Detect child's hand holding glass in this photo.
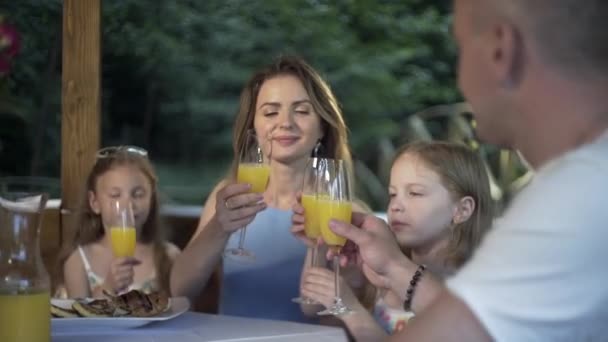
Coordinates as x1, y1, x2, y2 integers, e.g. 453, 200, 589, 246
301, 266, 360, 312
104, 200, 141, 294
290, 193, 319, 248
102, 257, 142, 294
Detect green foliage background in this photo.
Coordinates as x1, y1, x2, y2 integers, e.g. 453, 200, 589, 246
0, 0, 459, 210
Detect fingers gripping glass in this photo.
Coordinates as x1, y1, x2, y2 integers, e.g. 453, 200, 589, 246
224, 130, 270, 262
316, 159, 354, 316
292, 157, 325, 305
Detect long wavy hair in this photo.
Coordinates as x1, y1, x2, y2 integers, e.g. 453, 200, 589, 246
229, 55, 353, 179
54, 150, 172, 295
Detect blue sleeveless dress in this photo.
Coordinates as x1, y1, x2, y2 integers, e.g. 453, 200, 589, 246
220, 207, 312, 323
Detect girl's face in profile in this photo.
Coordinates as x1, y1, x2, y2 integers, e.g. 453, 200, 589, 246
253, 74, 324, 165
89, 165, 153, 234
387, 153, 459, 250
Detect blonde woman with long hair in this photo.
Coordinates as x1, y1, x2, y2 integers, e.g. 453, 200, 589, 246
171, 56, 358, 322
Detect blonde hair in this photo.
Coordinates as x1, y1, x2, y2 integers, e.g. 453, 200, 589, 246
229, 55, 353, 178
55, 150, 172, 295
392, 141, 494, 268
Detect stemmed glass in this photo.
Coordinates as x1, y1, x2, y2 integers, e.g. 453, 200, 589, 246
292, 157, 324, 304
224, 130, 270, 261
109, 200, 136, 258
316, 158, 353, 316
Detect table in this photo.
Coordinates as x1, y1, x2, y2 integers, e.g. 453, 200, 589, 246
52, 312, 348, 342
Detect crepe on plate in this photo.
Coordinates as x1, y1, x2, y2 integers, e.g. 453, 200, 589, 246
51, 290, 170, 318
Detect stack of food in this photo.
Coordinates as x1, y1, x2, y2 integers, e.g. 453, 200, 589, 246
51, 290, 170, 318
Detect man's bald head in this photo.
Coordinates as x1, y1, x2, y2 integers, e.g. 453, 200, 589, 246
470, 0, 608, 78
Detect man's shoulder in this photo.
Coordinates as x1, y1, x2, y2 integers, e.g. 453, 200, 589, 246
528, 131, 608, 192
501, 137, 608, 229
561, 130, 608, 170
445, 133, 608, 342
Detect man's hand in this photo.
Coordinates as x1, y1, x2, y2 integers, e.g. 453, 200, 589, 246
327, 212, 406, 289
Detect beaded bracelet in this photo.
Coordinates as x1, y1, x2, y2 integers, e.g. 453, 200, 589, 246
403, 264, 426, 312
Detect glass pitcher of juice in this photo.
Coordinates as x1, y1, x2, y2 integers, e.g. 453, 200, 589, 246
0, 180, 50, 342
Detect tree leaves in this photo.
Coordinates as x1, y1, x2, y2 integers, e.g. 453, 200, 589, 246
1, 0, 459, 207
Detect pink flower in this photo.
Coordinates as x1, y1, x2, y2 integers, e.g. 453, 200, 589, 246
0, 18, 20, 77
0, 20, 21, 60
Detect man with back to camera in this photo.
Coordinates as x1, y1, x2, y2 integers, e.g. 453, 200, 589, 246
327, 0, 608, 340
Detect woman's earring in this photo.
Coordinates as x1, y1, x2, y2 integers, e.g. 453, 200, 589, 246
313, 140, 322, 157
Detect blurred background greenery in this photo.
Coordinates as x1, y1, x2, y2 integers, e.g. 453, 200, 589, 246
0, 0, 527, 211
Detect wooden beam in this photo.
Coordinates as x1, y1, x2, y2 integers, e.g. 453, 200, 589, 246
41, 206, 61, 288
61, 0, 101, 243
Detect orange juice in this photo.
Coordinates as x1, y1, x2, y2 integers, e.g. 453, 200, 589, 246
238, 163, 270, 193
110, 227, 136, 257
301, 194, 320, 239
318, 199, 352, 246
0, 291, 50, 342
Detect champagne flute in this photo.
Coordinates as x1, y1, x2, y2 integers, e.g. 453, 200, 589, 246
109, 200, 136, 258
292, 157, 324, 304
317, 159, 353, 316
224, 130, 270, 261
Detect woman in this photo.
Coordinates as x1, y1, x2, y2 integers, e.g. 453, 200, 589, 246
171, 55, 354, 322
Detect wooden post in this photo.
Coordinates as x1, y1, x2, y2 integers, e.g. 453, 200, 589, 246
61, 0, 101, 243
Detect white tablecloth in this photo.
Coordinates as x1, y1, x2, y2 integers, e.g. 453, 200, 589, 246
52, 312, 347, 342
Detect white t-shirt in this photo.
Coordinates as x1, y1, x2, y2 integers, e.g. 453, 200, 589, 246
447, 131, 608, 342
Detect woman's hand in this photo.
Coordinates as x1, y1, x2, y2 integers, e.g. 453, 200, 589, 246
102, 257, 141, 294
301, 266, 361, 311
214, 183, 266, 235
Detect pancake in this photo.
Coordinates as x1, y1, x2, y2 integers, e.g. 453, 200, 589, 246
50, 303, 80, 318
71, 299, 125, 317
105, 289, 171, 317
52, 290, 170, 318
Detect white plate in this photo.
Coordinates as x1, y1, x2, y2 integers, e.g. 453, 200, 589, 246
51, 297, 190, 330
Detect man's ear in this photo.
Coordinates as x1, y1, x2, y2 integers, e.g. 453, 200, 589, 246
488, 21, 524, 89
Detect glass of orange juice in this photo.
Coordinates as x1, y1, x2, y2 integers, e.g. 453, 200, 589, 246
316, 158, 354, 316
109, 200, 136, 257
292, 157, 325, 305
224, 130, 270, 261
